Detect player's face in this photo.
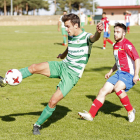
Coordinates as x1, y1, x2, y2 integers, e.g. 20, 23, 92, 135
63, 12, 67, 15
65, 20, 78, 36
114, 26, 125, 42
102, 14, 106, 18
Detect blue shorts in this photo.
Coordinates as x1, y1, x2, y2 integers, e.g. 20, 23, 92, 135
126, 22, 130, 27
107, 70, 135, 92
103, 32, 110, 38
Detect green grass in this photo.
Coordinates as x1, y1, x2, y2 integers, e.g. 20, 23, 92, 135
0, 25, 140, 140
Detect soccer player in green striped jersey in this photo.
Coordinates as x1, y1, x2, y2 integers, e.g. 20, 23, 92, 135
0, 14, 103, 135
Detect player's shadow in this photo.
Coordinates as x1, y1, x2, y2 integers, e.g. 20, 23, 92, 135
86, 95, 128, 120
84, 66, 112, 72
41, 103, 71, 128
0, 103, 71, 128
92, 46, 103, 49
54, 43, 63, 46
84, 66, 112, 76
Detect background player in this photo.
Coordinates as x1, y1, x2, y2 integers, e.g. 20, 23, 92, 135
78, 23, 140, 122
0, 14, 103, 135
79, 12, 86, 31
101, 12, 114, 49
125, 10, 131, 34
58, 10, 68, 47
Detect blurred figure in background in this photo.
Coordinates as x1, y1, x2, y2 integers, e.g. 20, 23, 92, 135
58, 11, 68, 47
101, 12, 114, 49
125, 11, 131, 34
80, 12, 86, 31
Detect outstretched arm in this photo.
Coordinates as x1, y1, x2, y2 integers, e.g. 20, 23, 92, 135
105, 63, 117, 79
108, 24, 111, 34
58, 20, 61, 32
133, 58, 140, 84
57, 47, 68, 59
90, 22, 103, 43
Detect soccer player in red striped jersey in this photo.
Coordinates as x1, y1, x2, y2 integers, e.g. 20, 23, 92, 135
101, 12, 114, 49
125, 11, 131, 34
78, 23, 140, 122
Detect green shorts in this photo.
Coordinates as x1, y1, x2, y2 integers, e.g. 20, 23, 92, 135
48, 61, 79, 97
61, 27, 68, 35
81, 22, 85, 27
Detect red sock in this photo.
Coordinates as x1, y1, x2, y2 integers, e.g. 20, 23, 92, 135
103, 40, 106, 47
120, 96, 133, 112
116, 90, 122, 96
127, 27, 130, 33
89, 99, 103, 117
106, 39, 113, 44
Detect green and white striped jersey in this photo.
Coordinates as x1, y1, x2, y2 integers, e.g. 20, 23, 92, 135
63, 31, 93, 78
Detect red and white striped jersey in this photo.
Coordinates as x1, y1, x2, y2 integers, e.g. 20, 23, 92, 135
125, 14, 131, 23
101, 17, 109, 32
113, 38, 139, 75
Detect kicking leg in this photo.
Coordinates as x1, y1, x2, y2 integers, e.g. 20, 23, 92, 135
78, 82, 114, 120
20, 62, 51, 79
0, 62, 50, 87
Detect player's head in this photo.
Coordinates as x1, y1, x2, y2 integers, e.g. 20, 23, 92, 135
63, 10, 67, 15
62, 13, 80, 36
114, 23, 126, 42
102, 12, 106, 18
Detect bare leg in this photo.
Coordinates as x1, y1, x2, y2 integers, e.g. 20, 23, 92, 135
96, 82, 114, 104
28, 62, 50, 77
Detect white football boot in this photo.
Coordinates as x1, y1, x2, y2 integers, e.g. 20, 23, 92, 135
128, 108, 136, 122
78, 110, 93, 121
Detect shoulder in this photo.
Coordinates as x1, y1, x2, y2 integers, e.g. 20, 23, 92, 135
123, 38, 134, 49
105, 17, 109, 20
124, 38, 133, 45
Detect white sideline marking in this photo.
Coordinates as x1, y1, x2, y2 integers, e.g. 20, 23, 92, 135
14, 30, 59, 34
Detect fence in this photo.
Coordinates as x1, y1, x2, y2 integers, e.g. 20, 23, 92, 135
0, 15, 60, 26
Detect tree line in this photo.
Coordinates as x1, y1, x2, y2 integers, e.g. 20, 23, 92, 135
0, 0, 97, 16
0, 0, 49, 15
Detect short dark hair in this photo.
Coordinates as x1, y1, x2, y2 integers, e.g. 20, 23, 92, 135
62, 13, 80, 27
114, 22, 126, 32
102, 12, 106, 15
63, 10, 67, 13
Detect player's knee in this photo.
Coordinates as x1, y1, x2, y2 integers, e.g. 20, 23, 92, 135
29, 64, 37, 73
98, 88, 107, 97
114, 86, 120, 93
48, 99, 58, 108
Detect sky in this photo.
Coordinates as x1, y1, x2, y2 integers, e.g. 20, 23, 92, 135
38, 0, 140, 15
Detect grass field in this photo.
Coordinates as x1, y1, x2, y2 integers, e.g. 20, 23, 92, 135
0, 25, 140, 140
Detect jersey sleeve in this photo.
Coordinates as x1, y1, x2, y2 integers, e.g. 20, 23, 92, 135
106, 18, 109, 24
59, 16, 62, 22
87, 33, 94, 44
124, 43, 140, 60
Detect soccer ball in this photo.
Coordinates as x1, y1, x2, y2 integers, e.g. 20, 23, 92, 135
5, 69, 22, 86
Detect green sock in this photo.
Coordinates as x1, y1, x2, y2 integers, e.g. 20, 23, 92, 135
35, 104, 56, 125
63, 36, 67, 44
19, 67, 32, 79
